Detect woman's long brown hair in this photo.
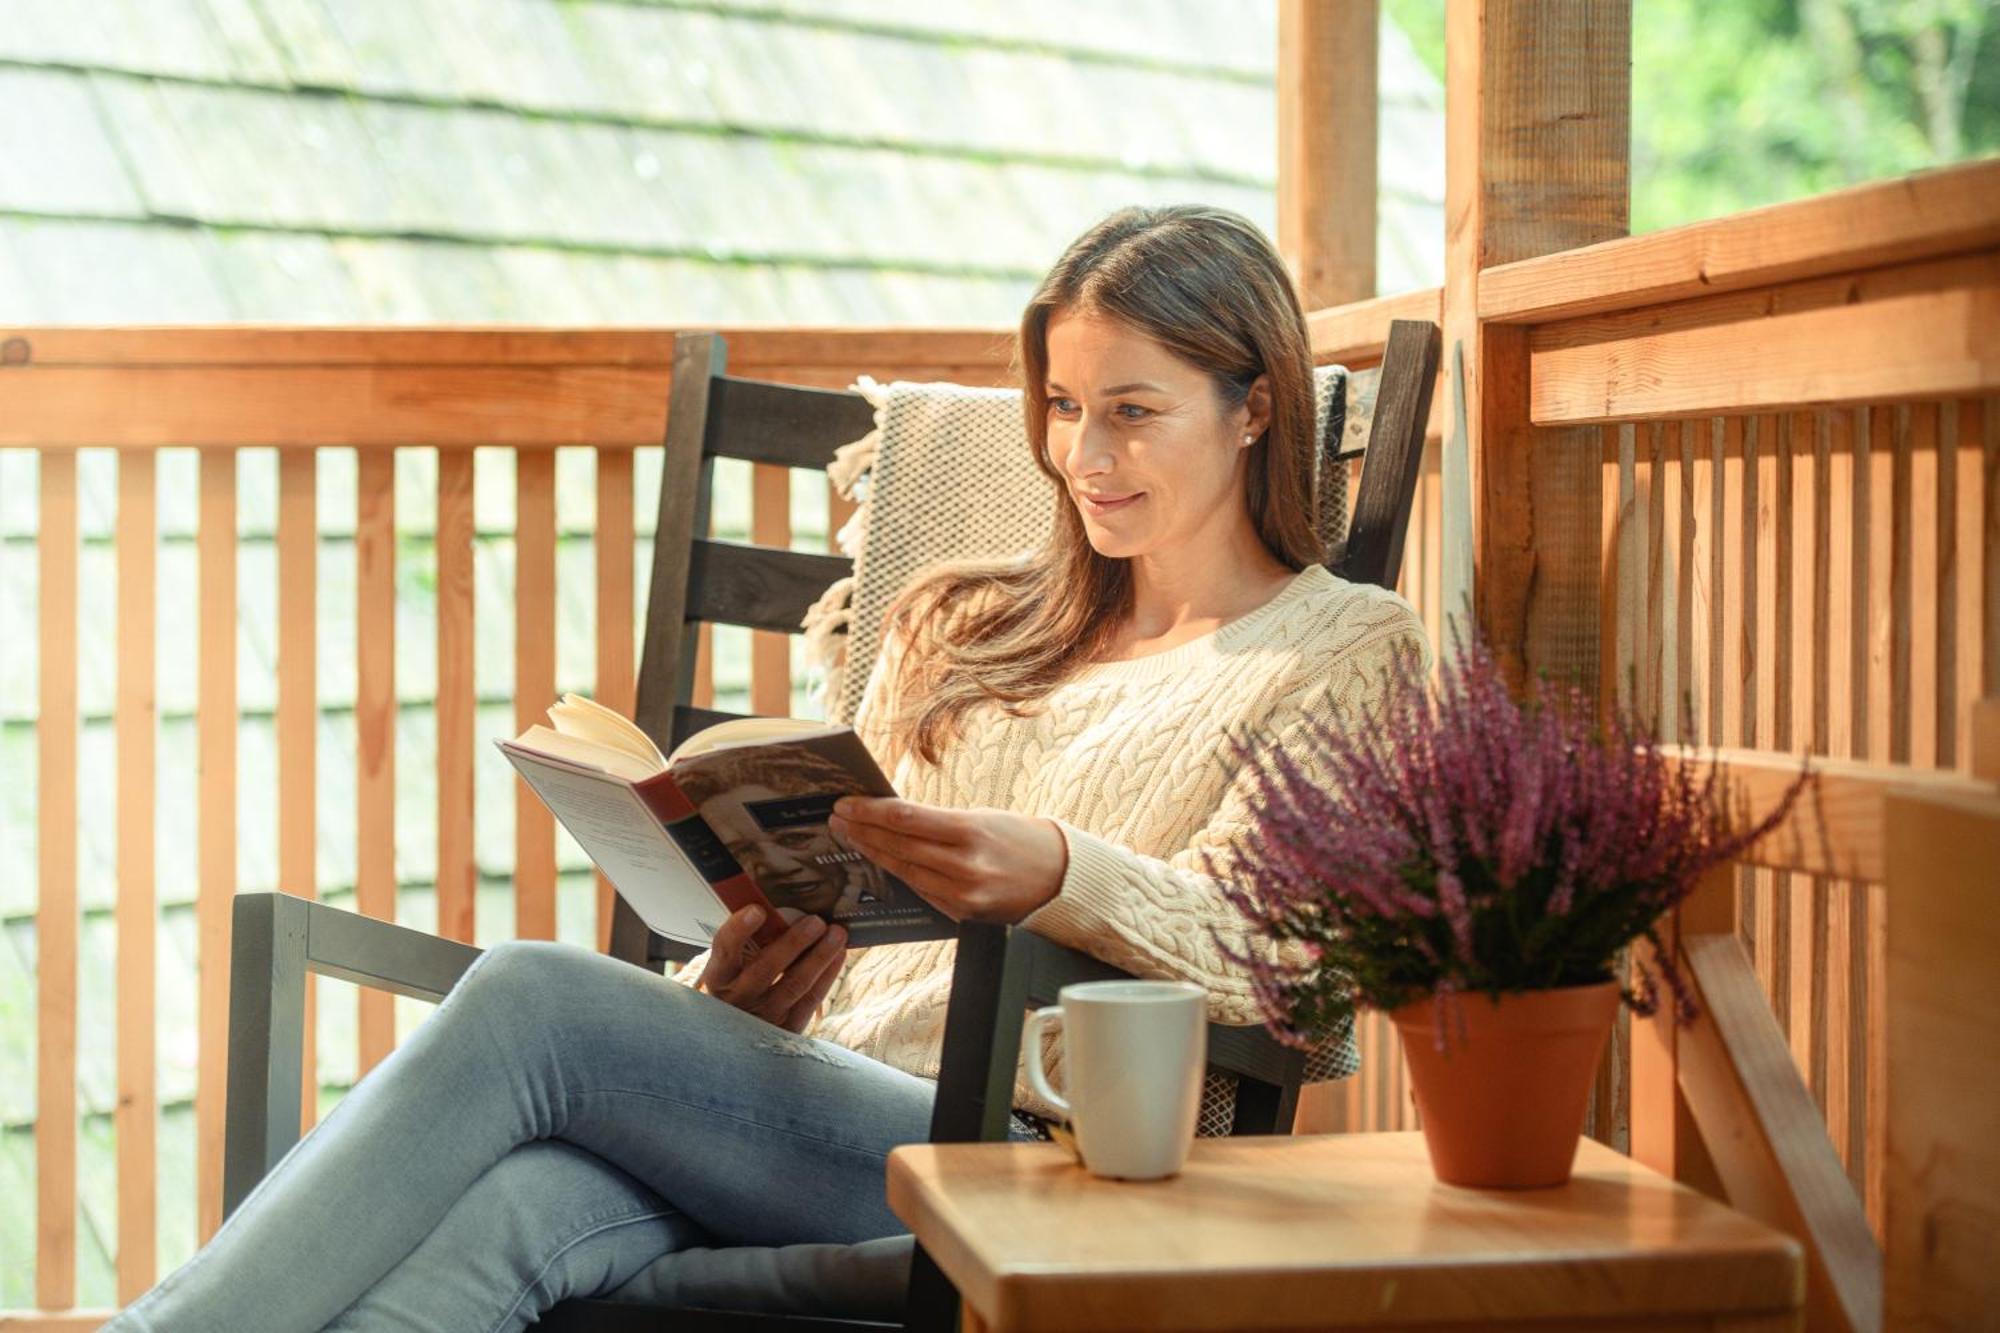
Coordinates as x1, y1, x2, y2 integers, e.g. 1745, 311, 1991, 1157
879, 203, 1324, 768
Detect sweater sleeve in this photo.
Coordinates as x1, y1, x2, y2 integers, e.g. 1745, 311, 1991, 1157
1021, 610, 1430, 1027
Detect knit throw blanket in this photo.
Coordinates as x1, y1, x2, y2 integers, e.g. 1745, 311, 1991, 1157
798, 368, 1360, 1115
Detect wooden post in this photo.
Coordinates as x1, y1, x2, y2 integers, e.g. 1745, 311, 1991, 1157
1277, 0, 1379, 310
1281, 0, 1379, 1136
1442, 0, 1631, 684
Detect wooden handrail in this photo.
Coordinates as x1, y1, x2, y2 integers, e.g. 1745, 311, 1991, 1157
1678, 932, 1883, 1333
1665, 746, 1995, 883
1478, 156, 2000, 324
1305, 287, 1443, 367
0, 326, 1018, 448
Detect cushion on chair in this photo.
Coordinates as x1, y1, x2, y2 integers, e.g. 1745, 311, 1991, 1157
602, 1233, 913, 1321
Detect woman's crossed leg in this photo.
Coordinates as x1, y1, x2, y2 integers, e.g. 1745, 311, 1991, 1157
107, 939, 939, 1332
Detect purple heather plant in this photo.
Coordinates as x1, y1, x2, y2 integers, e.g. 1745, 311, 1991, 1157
1211, 632, 1810, 1050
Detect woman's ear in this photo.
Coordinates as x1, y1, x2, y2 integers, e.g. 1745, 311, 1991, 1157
1239, 373, 1273, 447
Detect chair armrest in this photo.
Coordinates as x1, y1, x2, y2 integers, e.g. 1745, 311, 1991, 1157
927, 925, 1306, 1146
223, 892, 481, 1218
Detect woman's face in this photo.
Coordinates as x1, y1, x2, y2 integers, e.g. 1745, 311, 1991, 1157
1043, 308, 1268, 562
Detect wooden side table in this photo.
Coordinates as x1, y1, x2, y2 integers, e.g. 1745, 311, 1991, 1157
887, 1132, 1803, 1332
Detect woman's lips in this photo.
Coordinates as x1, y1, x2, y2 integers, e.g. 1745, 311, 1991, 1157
1078, 491, 1144, 514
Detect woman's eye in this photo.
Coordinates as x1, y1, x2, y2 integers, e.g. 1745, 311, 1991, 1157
1116, 404, 1150, 421
1049, 397, 1077, 415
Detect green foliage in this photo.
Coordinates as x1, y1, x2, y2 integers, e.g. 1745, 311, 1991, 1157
1384, 0, 1998, 232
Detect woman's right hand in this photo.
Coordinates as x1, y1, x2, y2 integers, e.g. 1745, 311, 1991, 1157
695, 906, 848, 1033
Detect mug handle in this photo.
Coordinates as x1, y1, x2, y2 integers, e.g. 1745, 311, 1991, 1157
1023, 1006, 1071, 1120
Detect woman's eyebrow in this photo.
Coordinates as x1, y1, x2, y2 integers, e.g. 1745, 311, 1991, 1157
1046, 380, 1166, 395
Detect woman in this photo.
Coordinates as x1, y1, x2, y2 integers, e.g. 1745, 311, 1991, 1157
107, 203, 1428, 1332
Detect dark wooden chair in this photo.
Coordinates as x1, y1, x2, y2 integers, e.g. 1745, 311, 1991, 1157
221, 320, 1440, 1332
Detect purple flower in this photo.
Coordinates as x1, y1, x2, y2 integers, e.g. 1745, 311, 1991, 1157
1213, 630, 1811, 1048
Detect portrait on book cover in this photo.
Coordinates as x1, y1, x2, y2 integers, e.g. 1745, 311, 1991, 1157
673, 739, 911, 922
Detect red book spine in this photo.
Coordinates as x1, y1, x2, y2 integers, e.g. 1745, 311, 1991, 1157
634, 769, 786, 948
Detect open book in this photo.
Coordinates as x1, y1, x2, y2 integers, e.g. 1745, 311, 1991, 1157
497, 695, 954, 950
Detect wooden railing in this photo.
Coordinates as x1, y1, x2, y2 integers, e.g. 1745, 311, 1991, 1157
0, 328, 1017, 1319
1299, 156, 2000, 1328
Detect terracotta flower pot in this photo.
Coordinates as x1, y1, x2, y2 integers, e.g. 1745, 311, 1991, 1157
1388, 980, 1622, 1189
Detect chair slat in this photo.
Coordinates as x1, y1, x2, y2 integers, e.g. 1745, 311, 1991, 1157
356, 447, 397, 1074
751, 463, 793, 716
116, 450, 159, 1299
37, 448, 78, 1309
1338, 320, 1440, 589
276, 446, 318, 1131
686, 539, 854, 635
196, 446, 236, 1244
515, 448, 558, 942
705, 375, 876, 468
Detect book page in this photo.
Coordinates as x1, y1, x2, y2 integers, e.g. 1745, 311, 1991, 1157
666, 715, 842, 764
511, 724, 658, 782
547, 693, 665, 770
496, 742, 727, 947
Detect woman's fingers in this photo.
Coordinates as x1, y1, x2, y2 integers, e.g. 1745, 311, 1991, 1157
783, 942, 848, 1033
696, 905, 766, 994
831, 796, 972, 845
760, 923, 847, 1026
728, 914, 828, 998
833, 813, 969, 878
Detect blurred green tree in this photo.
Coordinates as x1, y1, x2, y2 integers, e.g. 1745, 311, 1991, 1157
1383, 0, 1998, 233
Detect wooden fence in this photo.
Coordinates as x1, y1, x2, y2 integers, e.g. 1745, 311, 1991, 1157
1303, 159, 2000, 1253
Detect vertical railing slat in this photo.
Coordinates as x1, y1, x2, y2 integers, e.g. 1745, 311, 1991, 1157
1909, 403, 1939, 771
355, 448, 397, 1071
1786, 412, 1819, 1100
277, 446, 319, 1129
1951, 399, 1984, 769
195, 448, 237, 1243
751, 462, 792, 718
436, 448, 477, 945
1677, 419, 1700, 741
37, 447, 78, 1310
1939, 401, 1962, 769
515, 448, 558, 941
116, 448, 158, 1300
1823, 411, 1856, 1175
595, 447, 636, 953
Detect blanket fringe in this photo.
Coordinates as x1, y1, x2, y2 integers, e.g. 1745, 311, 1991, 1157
800, 375, 892, 716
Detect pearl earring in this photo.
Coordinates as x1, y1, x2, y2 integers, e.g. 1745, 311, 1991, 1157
1243, 433, 1255, 443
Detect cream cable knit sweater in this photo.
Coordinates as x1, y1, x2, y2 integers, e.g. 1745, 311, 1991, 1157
678, 563, 1430, 1119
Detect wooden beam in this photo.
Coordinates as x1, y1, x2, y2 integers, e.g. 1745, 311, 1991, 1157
1277, 0, 1378, 310
1306, 287, 1443, 367
1481, 155, 2000, 324
1665, 746, 1992, 883
1678, 933, 1882, 1333
1530, 251, 2000, 426
0, 325, 1014, 368
1885, 783, 2000, 1330
1447, 0, 1630, 689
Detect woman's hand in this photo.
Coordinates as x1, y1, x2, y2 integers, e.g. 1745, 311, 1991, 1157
696, 906, 847, 1033
828, 797, 1068, 924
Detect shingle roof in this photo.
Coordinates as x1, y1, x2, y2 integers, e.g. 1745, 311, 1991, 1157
0, 1, 1444, 1307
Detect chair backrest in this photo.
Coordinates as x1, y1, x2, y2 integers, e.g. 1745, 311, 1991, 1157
612, 322, 1441, 968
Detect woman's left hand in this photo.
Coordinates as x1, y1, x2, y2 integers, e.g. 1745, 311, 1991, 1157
828, 797, 1068, 924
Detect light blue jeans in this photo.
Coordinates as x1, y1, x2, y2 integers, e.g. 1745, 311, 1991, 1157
106, 938, 988, 1332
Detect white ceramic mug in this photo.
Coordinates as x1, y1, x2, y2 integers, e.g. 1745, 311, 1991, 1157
1024, 979, 1207, 1180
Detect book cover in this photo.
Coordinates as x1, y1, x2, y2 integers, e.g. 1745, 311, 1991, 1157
498, 713, 954, 950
